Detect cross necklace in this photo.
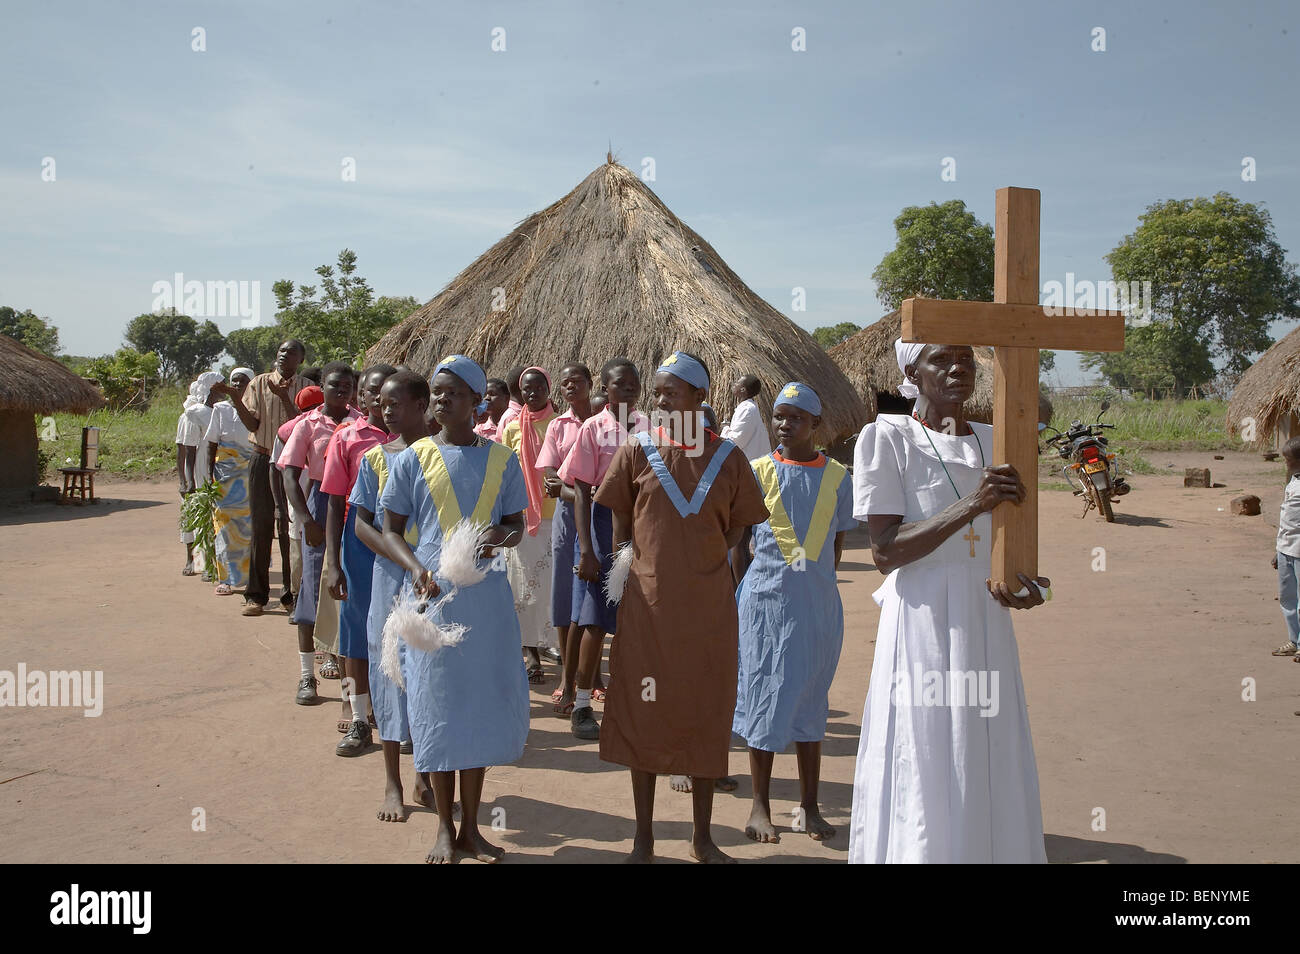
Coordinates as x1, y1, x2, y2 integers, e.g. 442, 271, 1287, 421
913, 412, 986, 558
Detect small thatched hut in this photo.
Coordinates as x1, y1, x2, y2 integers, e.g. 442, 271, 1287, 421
0, 334, 106, 496
368, 158, 868, 443
829, 310, 1053, 424
1226, 324, 1300, 450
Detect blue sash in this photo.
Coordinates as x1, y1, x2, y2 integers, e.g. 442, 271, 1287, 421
635, 431, 735, 518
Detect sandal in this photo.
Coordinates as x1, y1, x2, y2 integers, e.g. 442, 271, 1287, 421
592, 687, 607, 702
526, 664, 545, 685
215, 583, 234, 596
551, 687, 565, 704
554, 699, 575, 717
319, 659, 341, 680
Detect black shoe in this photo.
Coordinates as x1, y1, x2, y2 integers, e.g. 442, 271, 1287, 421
571, 705, 600, 740
399, 738, 413, 755
336, 719, 374, 757
295, 673, 318, 705
279, 590, 295, 609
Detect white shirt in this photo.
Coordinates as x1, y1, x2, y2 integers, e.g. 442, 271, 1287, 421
204, 402, 253, 451
1279, 474, 1300, 558
723, 398, 772, 461
176, 405, 214, 483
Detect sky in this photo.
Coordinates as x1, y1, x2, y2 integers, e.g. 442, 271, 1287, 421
3, 0, 1298, 385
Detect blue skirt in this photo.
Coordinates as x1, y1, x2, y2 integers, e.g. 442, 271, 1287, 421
339, 507, 375, 659
550, 498, 577, 628
402, 565, 530, 772
291, 481, 329, 625
572, 501, 618, 633
367, 554, 409, 743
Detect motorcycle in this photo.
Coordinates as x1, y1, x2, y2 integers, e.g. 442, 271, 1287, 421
1039, 401, 1131, 522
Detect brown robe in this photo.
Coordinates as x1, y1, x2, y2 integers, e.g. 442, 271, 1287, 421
594, 431, 770, 777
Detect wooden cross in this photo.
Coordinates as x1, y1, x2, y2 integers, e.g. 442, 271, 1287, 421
962, 524, 980, 558
901, 187, 1126, 589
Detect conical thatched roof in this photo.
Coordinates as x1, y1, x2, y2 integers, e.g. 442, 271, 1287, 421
0, 334, 105, 414
1227, 324, 1300, 443
829, 310, 1053, 424
830, 311, 993, 420
368, 159, 868, 442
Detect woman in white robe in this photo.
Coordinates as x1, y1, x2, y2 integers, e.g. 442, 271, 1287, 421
848, 340, 1051, 864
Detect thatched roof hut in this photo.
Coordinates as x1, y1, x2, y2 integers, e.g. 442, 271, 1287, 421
368, 158, 868, 442
0, 334, 105, 495
829, 310, 1052, 424
1226, 323, 1300, 449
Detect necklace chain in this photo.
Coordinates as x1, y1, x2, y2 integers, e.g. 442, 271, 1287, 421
913, 413, 985, 556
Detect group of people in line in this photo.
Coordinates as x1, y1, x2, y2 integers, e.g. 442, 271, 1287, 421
175, 336, 1054, 863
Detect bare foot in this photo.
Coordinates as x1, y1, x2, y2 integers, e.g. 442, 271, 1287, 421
412, 776, 434, 810
670, 775, 692, 792
691, 839, 737, 864
744, 805, 779, 843
377, 782, 407, 823
425, 824, 457, 864
625, 838, 655, 864
715, 776, 739, 792
455, 827, 505, 863
803, 805, 836, 841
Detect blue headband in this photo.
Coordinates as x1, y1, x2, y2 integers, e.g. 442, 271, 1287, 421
432, 354, 487, 398
773, 381, 821, 417
656, 351, 709, 391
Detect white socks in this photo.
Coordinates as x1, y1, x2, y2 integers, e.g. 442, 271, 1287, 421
299, 652, 314, 676
351, 692, 371, 725
575, 688, 592, 710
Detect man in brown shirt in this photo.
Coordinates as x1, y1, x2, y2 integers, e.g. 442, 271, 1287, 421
214, 339, 311, 615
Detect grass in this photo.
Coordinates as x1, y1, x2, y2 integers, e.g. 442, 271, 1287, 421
1047, 394, 1233, 451
43, 386, 187, 480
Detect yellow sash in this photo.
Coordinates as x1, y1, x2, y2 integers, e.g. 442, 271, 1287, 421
365, 444, 419, 545
751, 454, 846, 566
410, 438, 511, 534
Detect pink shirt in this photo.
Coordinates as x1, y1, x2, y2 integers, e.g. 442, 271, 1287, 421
497, 400, 524, 435
278, 407, 361, 483
474, 418, 502, 442
276, 411, 306, 446
320, 417, 391, 497
558, 406, 650, 488
536, 408, 586, 483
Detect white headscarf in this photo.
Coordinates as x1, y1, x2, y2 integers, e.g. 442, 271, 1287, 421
230, 367, 255, 383
184, 371, 224, 410
894, 339, 926, 400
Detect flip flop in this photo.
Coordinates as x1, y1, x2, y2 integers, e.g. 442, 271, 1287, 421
526, 664, 545, 685
592, 687, 607, 703
214, 583, 234, 596
319, 659, 341, 680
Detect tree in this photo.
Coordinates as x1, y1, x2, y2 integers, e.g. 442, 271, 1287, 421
0, 306, 60, 356
224, 325, 285, 373
274, 250, 418, 365
871, 200, 995, 310
124, 309, 225, 382
1081, 323, 1213, 396
1039, 350, 1056, 373
85, 347, 161, 408
1095, 193, 1300, 385
811, 322, 861, 349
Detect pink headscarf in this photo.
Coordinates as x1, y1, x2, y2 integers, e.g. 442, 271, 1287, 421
517, 366, 555, 536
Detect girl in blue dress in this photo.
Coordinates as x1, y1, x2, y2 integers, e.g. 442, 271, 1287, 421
380, 356, 530, 864
732, 383, 857, 844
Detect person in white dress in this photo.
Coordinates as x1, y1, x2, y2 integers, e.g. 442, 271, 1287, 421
848, 339, 1051, 864
722, 374, 772, 462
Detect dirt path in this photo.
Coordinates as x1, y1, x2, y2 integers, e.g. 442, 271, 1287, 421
1, 449, 1296, 863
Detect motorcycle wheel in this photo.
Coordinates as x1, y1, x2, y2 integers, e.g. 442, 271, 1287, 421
1089, 472, 1115, 522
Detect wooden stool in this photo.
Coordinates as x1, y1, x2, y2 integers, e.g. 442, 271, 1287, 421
59, 467, 96, 503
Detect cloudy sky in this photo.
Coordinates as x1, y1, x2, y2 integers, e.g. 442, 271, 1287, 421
4, 0, 1297, 383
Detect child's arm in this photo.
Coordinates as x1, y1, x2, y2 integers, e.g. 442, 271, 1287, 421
612, 509, 632, 548
575, 479, 600, 581
833, 529, 847, 570
382, 510, 438, 598
325, 494, 347, 599
478, 511, 526, 558
354, 505, 389, 561
283, 464, 320, 545
730, 536, 751, 583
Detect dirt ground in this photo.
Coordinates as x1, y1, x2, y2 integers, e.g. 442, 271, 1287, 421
2, 448, 1297, 864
